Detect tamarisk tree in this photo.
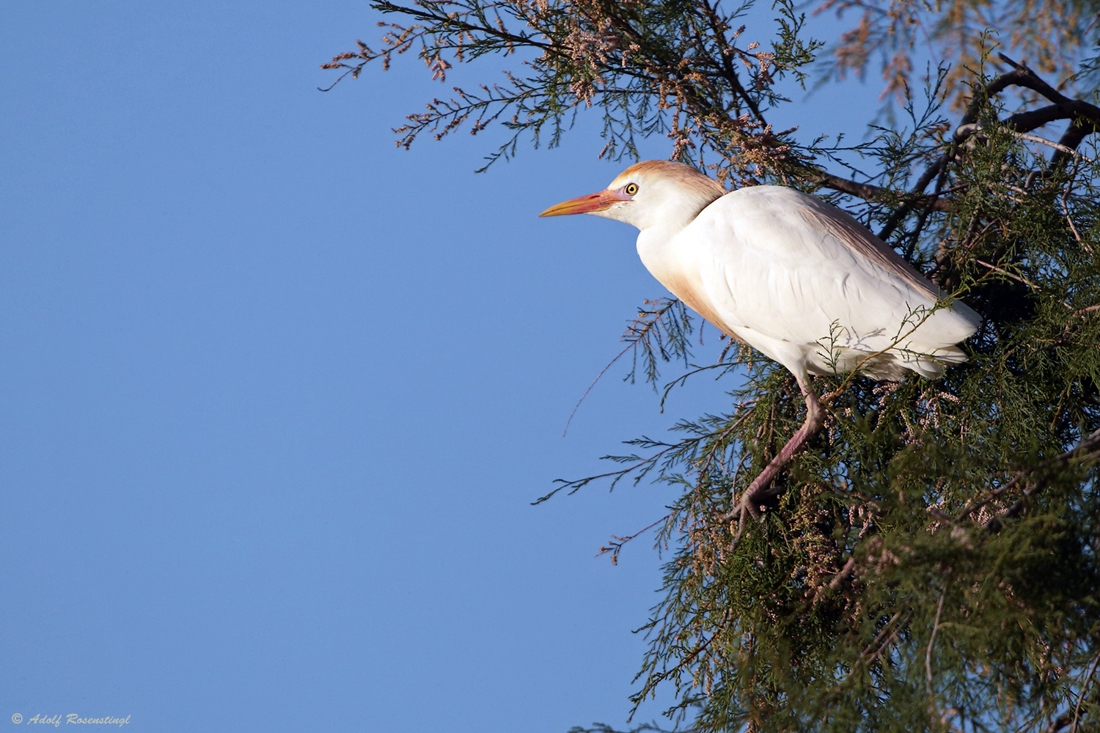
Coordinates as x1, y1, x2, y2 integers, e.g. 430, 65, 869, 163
324, 1, 1100, 731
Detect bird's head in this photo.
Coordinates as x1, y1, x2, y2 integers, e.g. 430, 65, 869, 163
539, 160, 726, 232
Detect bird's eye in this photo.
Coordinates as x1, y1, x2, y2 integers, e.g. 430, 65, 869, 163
624, 183, 639, 196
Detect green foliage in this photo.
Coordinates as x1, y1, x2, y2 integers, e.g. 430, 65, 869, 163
323, 0, 830, 179
808, 0, 1100, 111
327, 3, 1100, 731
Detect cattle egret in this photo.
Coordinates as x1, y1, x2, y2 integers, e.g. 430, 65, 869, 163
540, 160, 981, 517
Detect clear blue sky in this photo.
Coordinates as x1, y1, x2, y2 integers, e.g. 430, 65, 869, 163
1, 2, 879, 731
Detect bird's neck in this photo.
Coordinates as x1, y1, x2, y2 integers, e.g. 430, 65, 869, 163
632, 182, 724, 300
636, 222, 682, 255
636, 225, 689, 293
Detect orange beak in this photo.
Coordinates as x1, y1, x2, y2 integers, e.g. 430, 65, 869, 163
538, 189, 628, 217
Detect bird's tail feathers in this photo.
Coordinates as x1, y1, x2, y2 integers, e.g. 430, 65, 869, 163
872, 345, 968, 381
813, 344, 969, 381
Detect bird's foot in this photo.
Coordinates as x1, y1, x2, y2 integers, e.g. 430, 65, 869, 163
737, 460, 785, 519
719, 450, 798, 523
719, 471, 780, 523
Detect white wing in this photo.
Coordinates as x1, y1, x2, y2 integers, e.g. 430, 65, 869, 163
678, 186, 980, 378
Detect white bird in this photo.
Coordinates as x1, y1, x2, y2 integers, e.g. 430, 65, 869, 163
540, 160, 981, 516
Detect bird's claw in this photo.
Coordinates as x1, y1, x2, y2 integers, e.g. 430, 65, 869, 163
719, 488, 767, 524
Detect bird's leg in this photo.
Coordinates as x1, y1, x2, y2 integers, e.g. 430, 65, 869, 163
736, 375, 824, 519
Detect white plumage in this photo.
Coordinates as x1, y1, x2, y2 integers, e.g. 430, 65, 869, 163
540, 160, 981, 516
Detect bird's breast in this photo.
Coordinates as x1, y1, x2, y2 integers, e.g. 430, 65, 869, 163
637, 232, 740, 341
661, 273, 738, 339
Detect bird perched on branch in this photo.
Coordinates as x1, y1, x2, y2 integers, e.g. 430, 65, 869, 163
540, 160, 981, 518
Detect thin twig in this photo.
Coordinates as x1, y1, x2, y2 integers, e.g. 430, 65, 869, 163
926, 590, 946, 697
973, 259, 1041, 291
1009, 131, 1095, 162
828, 556, 859, 591
597, 514, 671, 564
1072, 650, 1100, 732
842, 609, 907, 685
563, 339, 636, 437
